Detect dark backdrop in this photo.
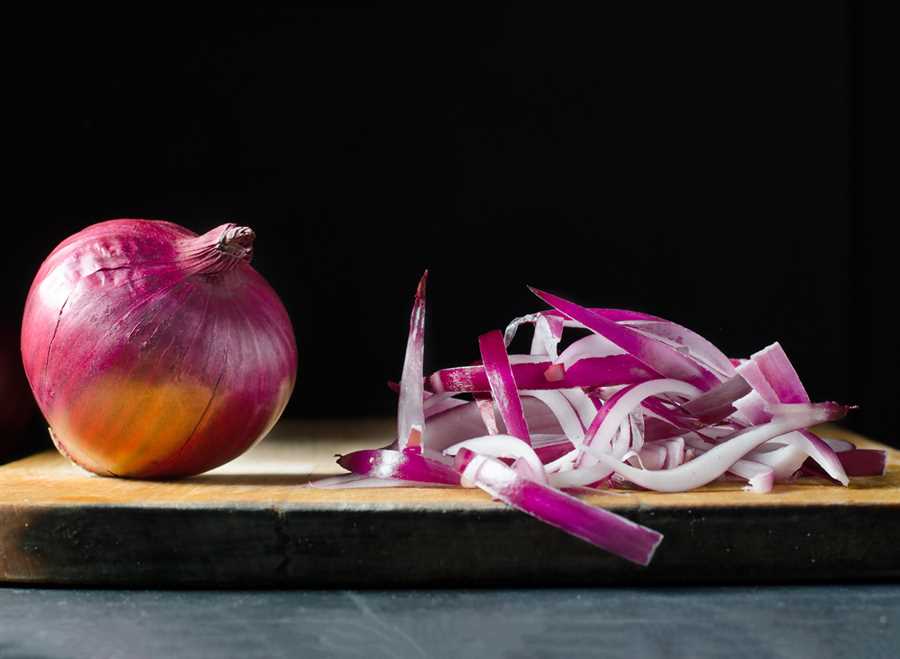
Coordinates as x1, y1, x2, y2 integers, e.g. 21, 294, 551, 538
6, 5, 890, 448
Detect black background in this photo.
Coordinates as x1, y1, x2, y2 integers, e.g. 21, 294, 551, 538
5, 4, 892, 449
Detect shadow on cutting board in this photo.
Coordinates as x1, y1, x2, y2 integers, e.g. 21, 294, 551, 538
182, 473, 321, 487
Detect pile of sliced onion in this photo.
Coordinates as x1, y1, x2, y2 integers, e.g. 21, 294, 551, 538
316, 273, 881, 566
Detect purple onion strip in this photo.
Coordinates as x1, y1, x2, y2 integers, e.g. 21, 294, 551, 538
479, 330, 531, 445
338, 448, 461, 486
457, 448, 663, 566
529, 288, 722, 390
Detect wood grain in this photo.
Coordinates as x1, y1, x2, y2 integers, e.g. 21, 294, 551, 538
1, 421, 897, 587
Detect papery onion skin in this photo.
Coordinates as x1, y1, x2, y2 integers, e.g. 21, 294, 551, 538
21, 219, 297, 478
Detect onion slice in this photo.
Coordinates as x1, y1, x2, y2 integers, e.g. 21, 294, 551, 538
584, 379, 702, 455
622, 319, 737, 380
735, 352, 849, 485
803, 449, 887, 478
521, 390, 586, 445
751, 342, 810, 404
479, 330, 531, 445
337, 448, 461, 485
529, 288, 722, 390
428, 355, 654, 393
684, 434, 778, 492
444, 435, 547, 484
589, 403, 850, 492
455, 448, 662, 566
397, 271, 427, 450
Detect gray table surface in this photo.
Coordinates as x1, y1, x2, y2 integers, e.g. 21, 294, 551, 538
1, 585, 897, 659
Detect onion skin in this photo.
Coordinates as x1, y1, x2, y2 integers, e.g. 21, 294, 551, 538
21, 219, 297, 478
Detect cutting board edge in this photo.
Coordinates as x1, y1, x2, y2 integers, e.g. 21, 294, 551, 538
2, 501, 898, 588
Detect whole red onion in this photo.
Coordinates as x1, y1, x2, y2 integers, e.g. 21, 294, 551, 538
21, 219, 297, 478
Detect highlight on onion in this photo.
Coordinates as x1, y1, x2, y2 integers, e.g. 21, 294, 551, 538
21, 219, 297, 478
319, 273, 881, 566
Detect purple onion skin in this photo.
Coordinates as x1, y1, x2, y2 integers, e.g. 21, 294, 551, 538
428, 356, 655, 393
21, 219, 297, 478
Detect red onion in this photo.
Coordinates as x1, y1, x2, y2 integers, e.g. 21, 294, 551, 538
320, 273, 870, 566
21, 219, 297, 478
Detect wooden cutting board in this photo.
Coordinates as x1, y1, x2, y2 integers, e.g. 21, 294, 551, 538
1, 420, 897, 587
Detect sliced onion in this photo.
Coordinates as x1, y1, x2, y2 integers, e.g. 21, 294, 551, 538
736, 359, 780, 405
822, 437, 856, 453
473, 393, 500, 435
559, 388, 599, 428
621, 319, 737, 380
735, 352, 848, 484
679, 375, 752, 423
503, 308, 664, 349
455, 448, 662, 566
325, 277, 868, 567
661, 437, 686, 469
520, 390, 585, 445
557, 334, 624, 369
634, 444, 668, 470
533, 439, 577, 465
337, 448, 461, 485
803, 449, 887, 478
529, 313, 566, 359
397, 272, 427, 450
683, 434, 775, 491
834, 449, 887, 477
444, 435, 547, 484
732, 389, 772, 425
423, 397, 564, 453
729, 460, 775, 494
529, 288, 722, 390
479, 330, 531, 444
583, 379, 702, 456
424, 392, 469, 419
428, 354, 654, 393
789, 430, 849, 485
750, 342, 811, 404
745, 438, 808, 482
589, 404, 849, 492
